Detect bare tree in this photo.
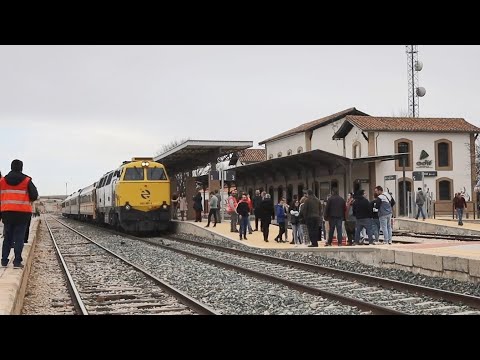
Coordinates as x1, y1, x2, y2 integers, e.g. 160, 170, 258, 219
155, 138, 190, 157
154, 138, 191, 195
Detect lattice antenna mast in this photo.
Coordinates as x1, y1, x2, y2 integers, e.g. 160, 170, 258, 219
406, 45, 426, 117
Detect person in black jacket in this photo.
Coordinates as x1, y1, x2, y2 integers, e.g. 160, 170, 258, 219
324, 189, 346, 246
259, 194, 274, 242
192, 191, 203, 222
252, 190, 263, 231
1, 159, 38, 268
352, 190, 373, 245
370, 193, 382, 244
236, 194, 250, 240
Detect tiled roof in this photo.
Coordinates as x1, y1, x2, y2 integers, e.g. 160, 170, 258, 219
239, 148, 266, 163
258, 107, 369, 145
345, 116, 480, 132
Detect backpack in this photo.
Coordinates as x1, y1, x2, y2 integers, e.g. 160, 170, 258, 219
389, 195, 396, 207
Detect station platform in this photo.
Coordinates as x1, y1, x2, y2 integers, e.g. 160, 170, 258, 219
0, 217, 40, 315
395, 217, 480, 237
174, 218, 480, 284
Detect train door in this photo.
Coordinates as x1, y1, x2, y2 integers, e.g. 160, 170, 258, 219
96, 176, 107, 222
104, 172, 114, 208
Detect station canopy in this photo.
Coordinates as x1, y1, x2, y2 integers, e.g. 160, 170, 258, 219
153, 140, 253, 174
232, 149, 409, 179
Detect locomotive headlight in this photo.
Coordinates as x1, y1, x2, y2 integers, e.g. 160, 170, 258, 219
141, 161, 150, 167
125, 204, 131, 210
162, 204, 168, 209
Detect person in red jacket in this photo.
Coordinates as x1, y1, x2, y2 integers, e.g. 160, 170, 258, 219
1, 159, 38, 269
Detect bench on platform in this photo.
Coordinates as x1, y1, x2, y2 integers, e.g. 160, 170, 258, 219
433, 201, 476, 219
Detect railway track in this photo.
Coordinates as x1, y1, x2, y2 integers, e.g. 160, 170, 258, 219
45, 217, 217, 315
55, 216, 480, 314
393, 231, 480, 242
150, 236, 480, 315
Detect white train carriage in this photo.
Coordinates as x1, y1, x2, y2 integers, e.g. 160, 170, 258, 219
62, 191, 80, 218
95, 169, 121, 224
61, 196, 72, 217
79, 183, 96, 220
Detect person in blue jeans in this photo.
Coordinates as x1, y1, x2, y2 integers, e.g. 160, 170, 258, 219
415, 188, 426, 220
352, 190, 374, 245
236, 194, 250, 240
375, 186, 393, 244
1, 159, 38, 269
453, 192, 467, 226
274, 199, 287, 243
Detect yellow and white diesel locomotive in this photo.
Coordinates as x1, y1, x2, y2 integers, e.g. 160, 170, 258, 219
62, 158, 171, 232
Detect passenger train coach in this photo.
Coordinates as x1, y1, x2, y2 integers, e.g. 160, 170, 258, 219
61, 158, 171, 233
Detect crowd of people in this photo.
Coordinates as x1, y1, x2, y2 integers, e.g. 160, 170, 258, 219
171, 183, 471, 244
215, 187, 396, 246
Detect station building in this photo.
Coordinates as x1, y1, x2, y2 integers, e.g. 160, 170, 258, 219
233, 107, 480, 217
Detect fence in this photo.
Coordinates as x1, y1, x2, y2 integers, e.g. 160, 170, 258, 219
433, 201, 476, 219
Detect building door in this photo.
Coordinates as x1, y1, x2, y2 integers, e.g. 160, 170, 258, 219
399, 179, 412, 216
277, 186, 283, 203
353, 181, 361, 195
297, 184, 304, 198
287, 184, 293, 203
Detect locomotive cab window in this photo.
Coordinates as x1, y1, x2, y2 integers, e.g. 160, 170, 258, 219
105, 172, 114, 185
124, 167, 144, 180
147, 167, 167, 180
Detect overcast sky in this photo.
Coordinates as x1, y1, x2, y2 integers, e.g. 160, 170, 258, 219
1, 45, 479, 196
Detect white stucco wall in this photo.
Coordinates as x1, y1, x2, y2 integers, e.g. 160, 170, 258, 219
310, 118, 346, 156
344, 125, 370, 158
374, 132, 472, 201
265, 133, 306, 160
260, 120, 475, 206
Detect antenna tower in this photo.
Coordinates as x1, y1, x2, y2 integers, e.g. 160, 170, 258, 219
406, 45, 426, 117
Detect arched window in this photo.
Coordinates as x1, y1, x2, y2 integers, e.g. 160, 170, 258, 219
352, 141, 361, 159
394, 138, 413, 171
436, 177, 453, 201
297, 146, 303, 154
277, 152, 282, 158
435, 139, 452, 170
287, 149, 292, 156
268, 154, 273, 160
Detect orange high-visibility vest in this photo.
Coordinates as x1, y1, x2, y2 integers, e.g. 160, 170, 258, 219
0, 177, 33, 213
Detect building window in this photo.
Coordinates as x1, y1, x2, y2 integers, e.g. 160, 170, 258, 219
394, 138, 413, 171
436, 177, 453, 201
352, 141, 361, 159
287, 149, 292, 156
331, 179, 338, 193
277, 152, 282, 158
319, 182, 330, 200
297, 146, 303, 154
435, 139, 452, 171
268, 154, 273, 160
